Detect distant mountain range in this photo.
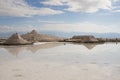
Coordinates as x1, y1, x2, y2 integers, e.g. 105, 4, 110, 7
0, 31, 120, 38
41, 31, 120, 38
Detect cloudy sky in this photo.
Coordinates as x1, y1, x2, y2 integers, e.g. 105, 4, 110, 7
0, 0, 120, 33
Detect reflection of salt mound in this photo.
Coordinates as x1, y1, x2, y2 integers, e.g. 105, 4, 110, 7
3, 46, 25, 56
1, 42, 64, 56
72, 43, 104, 50
83, 43, 104, 50
27, 42, 63, 53
82, 43, 97, 50
4, 33, 30, 45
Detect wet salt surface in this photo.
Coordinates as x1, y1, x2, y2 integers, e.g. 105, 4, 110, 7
0, 42, 120, 80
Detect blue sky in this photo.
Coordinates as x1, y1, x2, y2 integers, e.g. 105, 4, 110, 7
0, 0, 120, 33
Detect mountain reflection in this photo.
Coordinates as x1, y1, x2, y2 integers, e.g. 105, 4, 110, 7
0, 42, 64, 56
82, 43, 104, 50
2, 46, 25, 56
27, 42, 64, 53
0, 42, 105, 56
72, 43, 104, 50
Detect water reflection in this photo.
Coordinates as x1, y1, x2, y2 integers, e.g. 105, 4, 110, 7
27, 42, 64, 53
0, 42, 105, 56
72, 43, 104, 50
2, 43, 104, 54
0, 42, 65, 56
3, 46, 25, 56
0, 42, 120, 80
83, 43, 97, 49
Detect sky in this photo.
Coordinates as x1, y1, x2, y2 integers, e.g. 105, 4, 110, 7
0, 0, 120, 34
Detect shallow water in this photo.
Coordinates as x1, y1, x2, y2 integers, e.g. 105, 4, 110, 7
0, 42, 120, 80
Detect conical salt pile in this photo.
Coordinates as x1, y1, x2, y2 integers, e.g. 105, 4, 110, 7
22, 30, 63, 42
22, 30, 39, 42
30, 30, 38, 34
72, 35, 98, 43
4, 33, 31, 45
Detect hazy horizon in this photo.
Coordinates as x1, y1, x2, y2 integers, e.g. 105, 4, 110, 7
1, 30, 120, 39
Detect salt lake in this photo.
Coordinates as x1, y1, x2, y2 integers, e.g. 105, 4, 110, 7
0, 42, 120, 80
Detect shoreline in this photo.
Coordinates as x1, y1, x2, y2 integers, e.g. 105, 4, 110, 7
0, 41, 120, 46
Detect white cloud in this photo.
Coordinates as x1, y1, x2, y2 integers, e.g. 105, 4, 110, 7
37, 20, 65, 24
41, 0, 119, 13
113, 10, 120, 12
0, 25, 36, 33
41, 0, 65, 6
0, 0, 63, 17
40, 22, 120, 33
